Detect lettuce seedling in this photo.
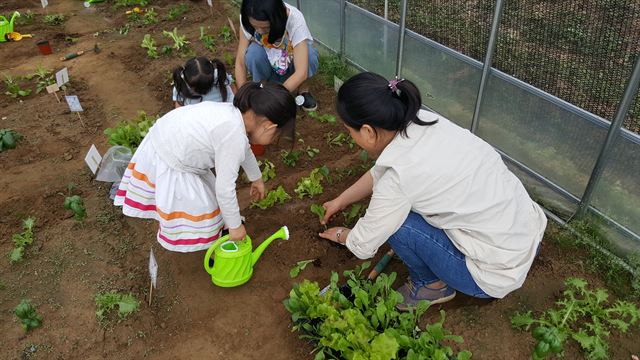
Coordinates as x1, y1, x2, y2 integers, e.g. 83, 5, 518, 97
281, 149, 302, 167
141, 34, 158, 59
308, 111, 337, 124
295, 167, 328, 199
9, 217, 35, 264
64, 195, 86, 221
95, 292, 139, 324
289, 259, 315, 278
260, 160, 276, 182
250, 186, 291, 210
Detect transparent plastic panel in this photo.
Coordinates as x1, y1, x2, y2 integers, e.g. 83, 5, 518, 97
590, 130, 640, 250
401, 32, 482, 129
476, 73, 609, 198
344, 3, 398, 79
297, 0, 341, 52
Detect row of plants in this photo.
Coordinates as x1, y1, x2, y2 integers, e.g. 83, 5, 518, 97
140, 24, 234, 60
3, 66, 58, 99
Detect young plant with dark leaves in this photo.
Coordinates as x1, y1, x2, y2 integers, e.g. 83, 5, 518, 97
15, 299, 42, 332
64, 195, 86, 221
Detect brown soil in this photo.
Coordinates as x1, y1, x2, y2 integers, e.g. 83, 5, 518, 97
0, 1, 639, 359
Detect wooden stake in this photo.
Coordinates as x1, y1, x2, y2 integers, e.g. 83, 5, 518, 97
52, 91, 60, 102
148, 279, 153, 306
76, 112, 86, 127
227, 17, 238, 40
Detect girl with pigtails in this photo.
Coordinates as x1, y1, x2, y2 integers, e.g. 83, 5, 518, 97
115, 82, 296, 251
172, 56, 237, 108
319, 72, 547, 310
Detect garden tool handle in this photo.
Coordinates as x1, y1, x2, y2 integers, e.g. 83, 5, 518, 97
203, 234, 230, 273
367, 249, 395, 280
60, 51, 85, 61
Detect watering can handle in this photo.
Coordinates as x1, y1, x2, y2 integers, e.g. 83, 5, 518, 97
10, 12, 20, 25
203, 234, 230, 274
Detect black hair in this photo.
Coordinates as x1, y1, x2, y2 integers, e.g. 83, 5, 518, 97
172, 57, 229, 104
336, 72, 437, 137
233, 81, 296, 142
240, 0, 287, 44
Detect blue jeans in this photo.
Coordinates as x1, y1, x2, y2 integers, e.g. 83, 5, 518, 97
388, 212, 492, 298
244, 41, 319, 84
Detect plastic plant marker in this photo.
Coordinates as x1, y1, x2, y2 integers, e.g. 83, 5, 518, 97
84, 144, 102, 175
41, 0, 48, 8
55, 67, 69, 88
65, 95, 83, 112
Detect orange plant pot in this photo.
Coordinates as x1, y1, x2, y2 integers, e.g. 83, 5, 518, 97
251, 144, 265, 156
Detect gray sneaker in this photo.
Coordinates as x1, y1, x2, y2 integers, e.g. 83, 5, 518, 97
299, 91, 317, 112
396, 280, 456, 311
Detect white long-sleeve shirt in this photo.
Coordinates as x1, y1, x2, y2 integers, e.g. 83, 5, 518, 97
346, 110, 547, 298
149, 102, 261, 229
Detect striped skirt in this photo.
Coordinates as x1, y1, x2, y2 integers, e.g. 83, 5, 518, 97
113, 138, 224, 252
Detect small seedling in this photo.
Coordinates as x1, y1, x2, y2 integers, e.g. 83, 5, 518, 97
14, 299, 42, 332
30, 66, 56, 94
325, 132, 353, 148
295, 167, 328, 199
0, 129, 23, 152
118, 24, 130, 35
281, 150, 302, 167
342, 204, 364, 227
4, 75, 31, 98
308, 111, 337, 124
223, 52, 234, 67
127, 11, 142, 23
220, 25, 233, 44
305, 146, 320, 158
141, 34, 158, 59
95, 291, 139, 324
64, 195, 87, 221
114, 0, 149, 8
289, 259, 316, 278
143, 8, 158, 25
200, 26, 216, 52
163, 27, 190, 53
310, 204, 326, 223
9, 217, 36, 264
358, 150, 374, 170
43, 14, 65, 26
260, 160, 276, 182
166, 4, 188, 21
16, 10, 36, 26
250, 186, 291, 209
512, 277, 640, 360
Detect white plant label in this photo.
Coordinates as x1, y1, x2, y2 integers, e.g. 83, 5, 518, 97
149, 249, 158, 288
45, 84, 59, 94
334, 76, 344, 93
56, 67, 70, 88
65, 95, 83, 112
84, 144, 102, 174
41, 0, 48, 8
207, 0, 212, 7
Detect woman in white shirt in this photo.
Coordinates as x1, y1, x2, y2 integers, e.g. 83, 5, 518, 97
319, 72, 547, 310
235, 0, 319, 112
114, 82, 296, 252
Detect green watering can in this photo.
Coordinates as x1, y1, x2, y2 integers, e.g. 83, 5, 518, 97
204, 226, 289, 287
0, 12, 20, 43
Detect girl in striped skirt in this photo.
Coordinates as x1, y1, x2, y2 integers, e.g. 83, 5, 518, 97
114, 82, 296, 252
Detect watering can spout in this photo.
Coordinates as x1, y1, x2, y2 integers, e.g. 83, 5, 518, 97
252, 226, 289, 266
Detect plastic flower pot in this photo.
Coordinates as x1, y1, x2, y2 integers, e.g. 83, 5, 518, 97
251, 144, 265, 156
36, 40, 53, 55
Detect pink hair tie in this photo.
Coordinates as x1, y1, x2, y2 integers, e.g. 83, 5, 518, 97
388, 78, 404, 95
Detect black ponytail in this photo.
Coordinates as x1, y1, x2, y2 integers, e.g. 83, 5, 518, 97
172, 57, 219, 104
233, 81, 296, 141
336, 72, 436, 137
211, 58, 229, 102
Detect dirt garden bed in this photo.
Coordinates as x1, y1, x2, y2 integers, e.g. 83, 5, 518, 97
1, 1, 639, 359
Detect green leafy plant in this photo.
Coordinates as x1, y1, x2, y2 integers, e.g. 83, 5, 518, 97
305, 146, 320, 158
14, 299, 42, 332
512, 277, 640, 360
4, 75, 31, 98
308, 111, 337, 124
143, 8, 158, 25
15, 10, 36, 26
26, 65, 56, 94
342, 204, 364, 227
163, 27, 189, 50
250, 185, 291, 210
318, 53, 355, 87
281, 149, 302, 167
295, 167, 329, 199
43, 13, 65, 26
9, 217, 35, 264
127, 11, 142, 23
220, 25, 233, 44
114, 0, 149, 8
284, 263, 471, 359
290, 259, 316, 278
95, 291, 139, 324
166, 4, 188, 21
223, 51, 234, 67
64, 195, 86, 222
104, 111, 157, 151
310, 204, 326, 222
259, 160, 276, 182
0, 129, 23, 152
200, 26, 216, 52
141, 34, 158, 59
325, 131, 354, 148
359, 150, 374, 170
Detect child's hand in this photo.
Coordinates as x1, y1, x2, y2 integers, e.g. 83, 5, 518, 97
321, 198, 344, 225
229, 224, 247, 242
250, 179, 265, 201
